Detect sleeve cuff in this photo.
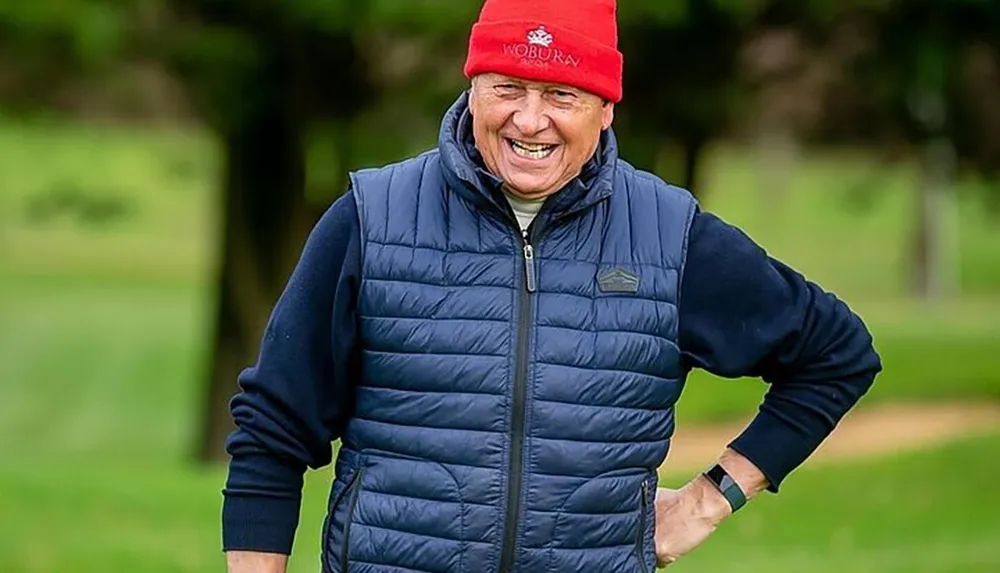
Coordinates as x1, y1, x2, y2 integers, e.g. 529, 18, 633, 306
727, 409, 818, 493
222, 493, 302, 554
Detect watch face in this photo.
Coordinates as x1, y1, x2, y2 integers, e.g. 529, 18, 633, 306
705, 464, 746, 511
705, 464, 728, 486
720, 474, 737, 490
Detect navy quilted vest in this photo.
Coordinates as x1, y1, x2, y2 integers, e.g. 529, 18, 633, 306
322, 94, 696, 573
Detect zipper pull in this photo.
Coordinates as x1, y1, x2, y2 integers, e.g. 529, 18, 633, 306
522, 230, 536, 293
641, 479, 649, 505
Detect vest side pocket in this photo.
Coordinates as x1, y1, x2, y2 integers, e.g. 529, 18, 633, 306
320, 511, 332, 573
323, 465, 365, 573
340, 466, 366, 573
349, 448, 469, 571
635, 477, 651, 573
547, 467, 652, 572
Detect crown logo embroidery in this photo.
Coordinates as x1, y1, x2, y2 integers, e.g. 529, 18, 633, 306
527, 26, 553, 47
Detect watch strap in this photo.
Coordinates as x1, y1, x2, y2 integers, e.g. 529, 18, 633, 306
702, 463, 747, 513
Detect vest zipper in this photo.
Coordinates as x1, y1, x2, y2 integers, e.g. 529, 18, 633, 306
498, 227, 535, 572
522, 229, 536, 293
636, 479, 650, 573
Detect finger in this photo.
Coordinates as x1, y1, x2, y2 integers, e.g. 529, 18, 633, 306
657, 555, 677, 568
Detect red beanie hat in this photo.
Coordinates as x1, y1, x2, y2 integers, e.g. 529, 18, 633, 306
464, 0, 623, 103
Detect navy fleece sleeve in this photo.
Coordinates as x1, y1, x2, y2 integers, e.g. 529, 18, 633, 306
222, 191, 362, 553
678, 209, 882, 491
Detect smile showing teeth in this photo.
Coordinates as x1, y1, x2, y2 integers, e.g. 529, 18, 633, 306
508, 139, 557, 159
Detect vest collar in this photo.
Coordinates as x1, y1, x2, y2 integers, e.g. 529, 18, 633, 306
439, 91, 618, 231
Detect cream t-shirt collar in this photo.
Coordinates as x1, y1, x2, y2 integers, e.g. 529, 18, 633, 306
503, 190, 545, 232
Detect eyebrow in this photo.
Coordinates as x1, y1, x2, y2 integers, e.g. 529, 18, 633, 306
494, 78, 577, 93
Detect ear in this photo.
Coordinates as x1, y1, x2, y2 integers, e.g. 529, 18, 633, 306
468, 79, 480, 115
601, 102, 615, 131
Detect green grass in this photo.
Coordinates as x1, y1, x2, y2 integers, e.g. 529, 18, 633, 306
657, 430, 1000, 573
0, 457, 226, 573
0, 115, 218, 283
699, 147, 1000, 298
2, 432, 997, 572
1, 118, 999, 572
679, 312, 1000, 423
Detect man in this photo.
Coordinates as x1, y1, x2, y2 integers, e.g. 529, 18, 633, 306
222, 0, 882, 571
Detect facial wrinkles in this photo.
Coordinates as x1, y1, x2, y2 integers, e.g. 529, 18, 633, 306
470, 75, 608, 201
510, 92, 549, 139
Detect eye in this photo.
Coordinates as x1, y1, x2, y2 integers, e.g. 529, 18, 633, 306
550, 89, 578, 103
495, 83, 523, 95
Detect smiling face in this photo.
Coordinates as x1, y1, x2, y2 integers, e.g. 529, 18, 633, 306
469, 73, 614, 200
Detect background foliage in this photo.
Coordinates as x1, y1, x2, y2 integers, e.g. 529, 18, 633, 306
1, 1, 999, 571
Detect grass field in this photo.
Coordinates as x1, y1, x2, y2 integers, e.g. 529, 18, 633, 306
1, 117, 999, 572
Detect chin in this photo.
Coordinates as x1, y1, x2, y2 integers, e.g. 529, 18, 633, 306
505, 183, 550, 199
503, 174, 557, 198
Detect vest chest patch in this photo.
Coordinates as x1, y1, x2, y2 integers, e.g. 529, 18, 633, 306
597, 267, 640, 293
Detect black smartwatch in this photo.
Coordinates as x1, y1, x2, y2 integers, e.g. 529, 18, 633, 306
702, 464, 747, 513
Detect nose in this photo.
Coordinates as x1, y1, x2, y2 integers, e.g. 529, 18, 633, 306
511, 93, 551, 136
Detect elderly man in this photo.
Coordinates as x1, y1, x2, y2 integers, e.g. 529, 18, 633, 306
222, 0, 882, 571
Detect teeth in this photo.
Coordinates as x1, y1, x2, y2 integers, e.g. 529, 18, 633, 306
510, 139, 556, 159
515, 141, 550, 151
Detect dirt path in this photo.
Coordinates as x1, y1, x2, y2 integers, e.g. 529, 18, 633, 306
661, 402, 1000, 474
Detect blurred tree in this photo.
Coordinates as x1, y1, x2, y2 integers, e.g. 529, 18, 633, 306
0, 0, 439, 461
165, 0, 374, 461
168, 0, 483, 461
0, 0, 145, 108
615, 0, 762, 197
791, 0, 1000, 298
878, 1, 1000, 299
